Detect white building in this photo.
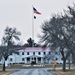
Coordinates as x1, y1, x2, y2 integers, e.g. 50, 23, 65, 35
0, 47, 70, 65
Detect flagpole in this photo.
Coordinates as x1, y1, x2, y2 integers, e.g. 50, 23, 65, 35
32, 5, 34, 48
32, 6, 41, 48
32, 5, 35, 62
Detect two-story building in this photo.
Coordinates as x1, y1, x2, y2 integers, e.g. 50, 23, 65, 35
0, 47, 71, 65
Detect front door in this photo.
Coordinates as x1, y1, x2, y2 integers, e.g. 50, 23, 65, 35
34, 58, 36, 64
31, 58, 36, 65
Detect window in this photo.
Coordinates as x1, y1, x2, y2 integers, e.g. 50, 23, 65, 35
27, 52, 29, 55
38, 52, 41, 55
33, 52, 35, 55
56, 58, 58, 60
10, 53, 12, 55
43, 58, 45, 61
55, 52, 58, 54
22, 58, 25, 61
10, 58, 12, 61
17, 52, 19, 55
22, 52, 24, 55
27, 58, 30, 62
38, 57, 41, 63
61, 58, 63, 60
43, 52, 45, 55
49, 52, 50, 55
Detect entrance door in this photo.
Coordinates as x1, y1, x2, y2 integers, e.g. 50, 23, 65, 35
27, 58, 30, 63
38, 57, 41, 63
31, 58, 36, 65
34, 58, 36, 64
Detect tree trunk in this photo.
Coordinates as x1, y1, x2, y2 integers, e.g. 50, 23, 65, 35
63, 59, 66, 72
68, 59, 70, 70
3, 61, 5, 71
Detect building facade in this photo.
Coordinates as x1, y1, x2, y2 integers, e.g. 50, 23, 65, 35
0, 47, 70, 65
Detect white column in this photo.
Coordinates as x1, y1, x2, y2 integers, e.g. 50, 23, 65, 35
30, 58, 31, 63
24, 58, 25, 64
41, 58, 43, 63
30, 57, 32, 63
36, 57, 37, 63
14, 54, 16, 64
25, 58, 27, 64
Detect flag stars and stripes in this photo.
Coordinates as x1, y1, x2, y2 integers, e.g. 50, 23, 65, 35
33, 7, 41, 14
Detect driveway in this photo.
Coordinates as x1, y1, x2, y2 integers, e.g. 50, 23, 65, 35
8, 68, 56, 75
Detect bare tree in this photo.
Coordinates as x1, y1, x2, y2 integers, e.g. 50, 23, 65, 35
40, 3, 75, 71
65, 4, 75, 64
40, 14, 72, 71
0, 26, 21, 71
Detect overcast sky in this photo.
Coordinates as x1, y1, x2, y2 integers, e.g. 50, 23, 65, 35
0, 0, 74, 45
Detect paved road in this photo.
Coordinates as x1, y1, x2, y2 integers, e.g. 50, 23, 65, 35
8, 69, 56, 75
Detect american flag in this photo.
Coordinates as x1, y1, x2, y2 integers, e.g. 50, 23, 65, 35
33, 7, 41, 14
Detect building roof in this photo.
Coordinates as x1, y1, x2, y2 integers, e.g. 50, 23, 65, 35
15, 47, 50, 51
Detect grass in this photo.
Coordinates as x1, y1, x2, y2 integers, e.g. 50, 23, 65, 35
0, 64, 56, 69
0, 70, 16, 75
0, 64, 72, 68
1, 64, 71, 68
51, 69, 75, 75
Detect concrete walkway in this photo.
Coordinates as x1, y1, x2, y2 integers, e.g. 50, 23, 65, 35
8, 69, 56, 75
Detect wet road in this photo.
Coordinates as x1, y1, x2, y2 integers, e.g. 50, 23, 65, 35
8, 69, 55, 75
